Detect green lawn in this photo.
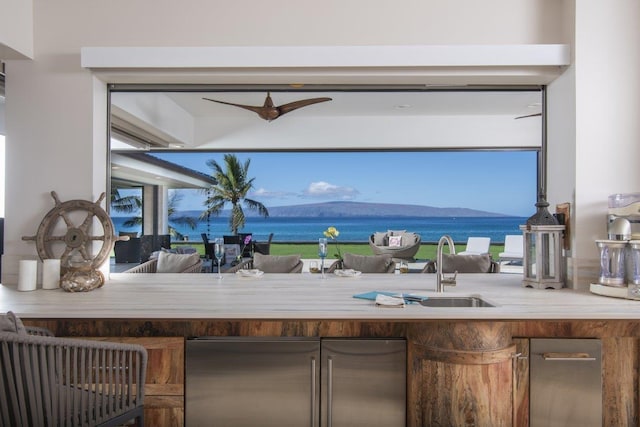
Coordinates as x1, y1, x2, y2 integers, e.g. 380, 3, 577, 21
172, 242, 505, 261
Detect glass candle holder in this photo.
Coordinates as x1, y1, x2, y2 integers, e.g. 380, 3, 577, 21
319, 238, 328, 258
319, 238, 328, 278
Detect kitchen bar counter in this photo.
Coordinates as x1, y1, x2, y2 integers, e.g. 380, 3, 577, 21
1, 272, 637, 320
4, 272, 640, 426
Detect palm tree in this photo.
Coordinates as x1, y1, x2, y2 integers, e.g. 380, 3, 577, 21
111, 188, 198, 240
110, 187, 142, 214
165, 192, 198, 240
202, 154, 269, 234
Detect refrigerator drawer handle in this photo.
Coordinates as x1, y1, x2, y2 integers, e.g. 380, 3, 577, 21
311, 357, 316, 427
327, 356, 333, 427
542, 352, 597, 361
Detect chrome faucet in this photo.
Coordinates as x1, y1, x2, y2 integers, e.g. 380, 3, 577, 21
436, 235, 457, 292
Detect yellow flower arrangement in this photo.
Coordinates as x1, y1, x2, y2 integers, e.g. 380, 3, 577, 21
322, 226, 342, 260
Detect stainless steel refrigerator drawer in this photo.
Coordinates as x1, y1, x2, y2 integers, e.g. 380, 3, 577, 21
530, 338, 602, 427
186, 337, 406, 427
186, 338, 321, 427
321, 339, 406, 427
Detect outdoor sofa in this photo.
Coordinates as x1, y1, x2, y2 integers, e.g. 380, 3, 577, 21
368, 230, 421, 260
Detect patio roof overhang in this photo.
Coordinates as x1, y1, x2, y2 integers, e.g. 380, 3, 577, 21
111, 152, 216, 189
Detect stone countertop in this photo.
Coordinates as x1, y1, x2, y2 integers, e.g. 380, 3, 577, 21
0, 272, 637, 320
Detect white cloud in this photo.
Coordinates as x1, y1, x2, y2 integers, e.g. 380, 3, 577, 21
303, 181, 359, 200
250, 187, 294, 199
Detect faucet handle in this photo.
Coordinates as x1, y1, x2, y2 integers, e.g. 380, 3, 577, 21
442, 271, 457, 286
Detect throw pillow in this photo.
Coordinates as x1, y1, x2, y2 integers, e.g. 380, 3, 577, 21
440, 253, 492, 273
343, 253, 393, 273
156, 251, 200, 273
253, 253, 301, 273
400, 233, 416, 245
0, 311, 27, 335
224, 244, 241, 260
387, 229, 407, 236
373, 232, 388, 246
388, 235, 403, 247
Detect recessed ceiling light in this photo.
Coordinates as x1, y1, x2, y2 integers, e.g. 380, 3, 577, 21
395, 104, 411, 109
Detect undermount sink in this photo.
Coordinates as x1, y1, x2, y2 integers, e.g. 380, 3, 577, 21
418, 296, 496, 308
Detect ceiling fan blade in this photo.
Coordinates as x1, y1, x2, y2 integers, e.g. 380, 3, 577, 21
515, 112, 542, 119
204, 93, 332, 122
277, 97, 333, 116
202, 97, 264, 115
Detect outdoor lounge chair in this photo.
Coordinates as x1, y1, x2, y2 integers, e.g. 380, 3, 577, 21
422, 253, 500, 273
1, 311, 147, 426
124, 251, 202, 273
368, 231, 421, 260
224, 234, 253, 257
327, 253, 396, 273
232, 253, 303, 273
253, 233, 274, 255
201, 233, 216, 261
498, 234, 524, 264
113, 232, 141, 263
458, 237, 491, 255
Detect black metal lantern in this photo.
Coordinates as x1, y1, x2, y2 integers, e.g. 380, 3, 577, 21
520, 195, 565, 289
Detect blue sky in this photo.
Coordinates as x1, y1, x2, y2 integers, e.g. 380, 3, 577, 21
150, 150, 538, 217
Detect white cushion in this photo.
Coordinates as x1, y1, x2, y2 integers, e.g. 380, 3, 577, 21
373, 232, 388, 246
253, 253, 301, 273
0, 311, 27, 335
387, 229, 406, 236
388, 235, 402, 247
400, 232, 416, 245
156, 251, 200, 273
343, 253, 393, 273
441, 253, 492, 273
224, 244, 241, 260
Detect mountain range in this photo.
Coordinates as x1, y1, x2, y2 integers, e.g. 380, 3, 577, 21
175, 201, 508, 219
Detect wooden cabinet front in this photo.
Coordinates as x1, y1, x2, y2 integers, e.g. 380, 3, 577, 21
408, 321, 516, 426
87, 336, 184, 427
21, 318, 640, 426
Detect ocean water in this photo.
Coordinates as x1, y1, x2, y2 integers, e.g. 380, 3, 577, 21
112, 216, 527, 244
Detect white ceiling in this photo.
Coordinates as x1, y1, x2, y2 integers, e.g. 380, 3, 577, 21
164, 90, 542, 118
110, 88, 543, 150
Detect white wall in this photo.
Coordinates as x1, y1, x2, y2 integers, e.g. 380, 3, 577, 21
0, 136, 4, 217
547, 66, 578, 285
0, 99, 5, 135
31, 0, 565, 47
0, 0, 33, 59
544, 1, 640, 290
0, 0, 598, 285
569, 0, 640, 289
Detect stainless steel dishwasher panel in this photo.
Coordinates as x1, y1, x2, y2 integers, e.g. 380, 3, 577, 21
321, 339, 406, 427
186, 338, 321, 427
530, 338, 602, 427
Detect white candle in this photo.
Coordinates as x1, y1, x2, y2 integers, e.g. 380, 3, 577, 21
42, 259, 61, 290
18, 260, 38, 292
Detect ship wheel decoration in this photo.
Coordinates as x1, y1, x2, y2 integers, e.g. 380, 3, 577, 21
22, 191, 125, 270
